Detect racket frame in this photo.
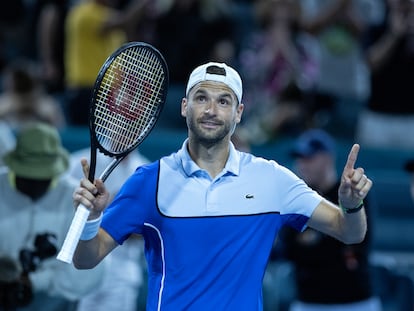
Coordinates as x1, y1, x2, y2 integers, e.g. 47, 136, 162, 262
88, 41, 169, 182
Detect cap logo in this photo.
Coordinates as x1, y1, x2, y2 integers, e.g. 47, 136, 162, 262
206, 65, 226, 76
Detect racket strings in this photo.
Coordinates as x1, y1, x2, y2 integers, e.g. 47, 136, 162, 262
94, 46, 166, 154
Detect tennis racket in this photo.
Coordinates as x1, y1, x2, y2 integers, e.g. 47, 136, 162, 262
57, 41, 169, 264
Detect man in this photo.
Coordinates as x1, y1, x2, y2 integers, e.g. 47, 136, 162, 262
276, 129, 381, 311
71, 62, 372, 310
0, 122, 102, 311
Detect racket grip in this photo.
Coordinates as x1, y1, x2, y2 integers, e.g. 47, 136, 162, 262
56, 204, 90, 264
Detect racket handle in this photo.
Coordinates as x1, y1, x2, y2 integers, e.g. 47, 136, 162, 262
56, 205, 90, 264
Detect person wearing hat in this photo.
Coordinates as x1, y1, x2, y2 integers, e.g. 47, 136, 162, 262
275, 129, 381, 311
0, 122, 103, 311
71, 62, 372, 310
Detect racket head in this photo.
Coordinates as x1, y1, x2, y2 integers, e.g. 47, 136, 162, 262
89, 41, 169, 161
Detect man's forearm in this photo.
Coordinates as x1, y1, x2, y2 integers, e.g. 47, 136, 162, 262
338, 205, 367, 244
73, 234, 103, 269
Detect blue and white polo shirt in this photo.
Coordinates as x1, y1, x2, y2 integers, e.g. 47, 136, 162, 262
101, 140, 322, 311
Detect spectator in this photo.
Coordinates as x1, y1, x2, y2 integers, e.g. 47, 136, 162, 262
356, 0, 414, 149
0, 122, 103, 311
64, 0, 150, 125
237, 0, 318, 144
0, 60, 66, 130
276, 129, 382, 311
298, 0, 385, 138
36, 0, 71, 96
153, 0, 237, 86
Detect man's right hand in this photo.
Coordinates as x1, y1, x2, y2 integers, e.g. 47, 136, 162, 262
73, 158, 110, 219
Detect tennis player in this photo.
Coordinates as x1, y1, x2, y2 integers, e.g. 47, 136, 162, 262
72, 62, 372, 310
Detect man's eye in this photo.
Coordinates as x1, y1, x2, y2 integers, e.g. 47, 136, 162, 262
219, 99, 230, 106
196, 95, 207, 102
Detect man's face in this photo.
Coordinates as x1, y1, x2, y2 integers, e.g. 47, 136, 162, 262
15, 176, 51, 200
294, 152, 333, 189
182, 81, 243, 146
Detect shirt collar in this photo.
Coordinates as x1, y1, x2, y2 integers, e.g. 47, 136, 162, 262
177, 139, 240, 177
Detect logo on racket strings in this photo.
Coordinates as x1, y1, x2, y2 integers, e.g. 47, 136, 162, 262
106, 67, 154, 121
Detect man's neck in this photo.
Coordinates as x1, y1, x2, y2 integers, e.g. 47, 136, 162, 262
187, 139, 230, 179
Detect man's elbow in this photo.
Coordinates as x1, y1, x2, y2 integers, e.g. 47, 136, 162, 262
73, 261, 97, 270
341, 228, 367, 245
72, 256, 99, 270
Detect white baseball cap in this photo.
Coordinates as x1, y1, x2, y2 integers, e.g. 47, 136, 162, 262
185, 62, 243, 103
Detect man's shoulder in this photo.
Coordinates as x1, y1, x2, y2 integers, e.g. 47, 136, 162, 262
239, 151, 284, 172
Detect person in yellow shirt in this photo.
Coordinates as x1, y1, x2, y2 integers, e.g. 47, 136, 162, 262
64, 0, 149, 125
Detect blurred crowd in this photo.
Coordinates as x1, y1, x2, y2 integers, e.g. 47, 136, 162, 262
0, 0, 413, 149
0, 0, 414, 310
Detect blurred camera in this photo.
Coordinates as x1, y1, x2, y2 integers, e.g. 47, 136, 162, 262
19, 233, 58, 275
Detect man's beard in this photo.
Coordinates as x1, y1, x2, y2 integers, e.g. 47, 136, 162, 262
187, 115, 232, 146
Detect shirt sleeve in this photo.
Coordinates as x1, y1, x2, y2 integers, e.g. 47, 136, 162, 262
101, 161, 159, 244
275, 164, 323, 231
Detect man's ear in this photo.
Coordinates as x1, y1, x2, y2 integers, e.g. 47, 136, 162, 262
181, 98, 188, 117
235, 102, 244, 124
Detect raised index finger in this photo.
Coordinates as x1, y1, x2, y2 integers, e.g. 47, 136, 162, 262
343, 144, 360, 174
81, 158, 90, 178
